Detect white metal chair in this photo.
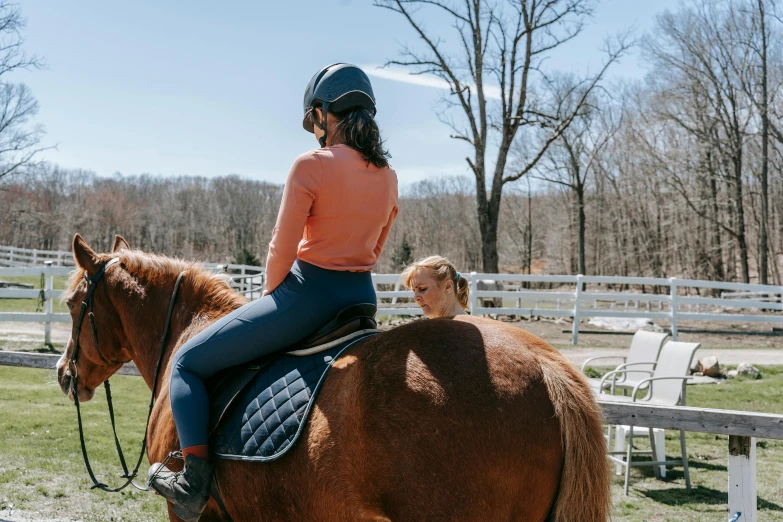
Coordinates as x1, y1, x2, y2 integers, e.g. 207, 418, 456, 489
599, 340, 701, 495
582, 329, 669, 394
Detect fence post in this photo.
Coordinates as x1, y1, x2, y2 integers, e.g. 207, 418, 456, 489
44, 261, 53, 347
391, 281, 400, 305
32, 249, 38, 265
670, 277, 678, 341
728, 435, 757, 522
572, 274, 583, 345
9, 246, 15, 265
469, 272, 478, 316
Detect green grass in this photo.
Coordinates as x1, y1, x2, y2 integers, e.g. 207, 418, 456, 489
0, 298, 69, 314
0, 366, 168, 521
605, 365, 783, 521
0, 275, 71, 287
1, 366, 782, 520
0, 275, 71, 314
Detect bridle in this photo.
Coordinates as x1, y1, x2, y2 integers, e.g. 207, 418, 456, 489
67, 257, 186, 492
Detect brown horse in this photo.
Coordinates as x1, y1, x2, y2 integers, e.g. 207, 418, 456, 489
56, 234, 609, 522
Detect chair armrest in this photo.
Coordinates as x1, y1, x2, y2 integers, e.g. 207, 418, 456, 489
613, 361, 658, 371
598, 369, 654, 392
581, 355, 627, 372
631, 376, 696, 402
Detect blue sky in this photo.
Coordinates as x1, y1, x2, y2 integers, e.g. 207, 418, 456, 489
17, 0, 680, 186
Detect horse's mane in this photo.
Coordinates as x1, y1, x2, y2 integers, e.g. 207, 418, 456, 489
65, 249, 247, 315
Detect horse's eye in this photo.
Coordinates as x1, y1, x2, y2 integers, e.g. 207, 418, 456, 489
67, 302, 74, 312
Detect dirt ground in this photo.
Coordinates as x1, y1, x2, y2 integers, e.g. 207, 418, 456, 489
503, 316, 783, 365
0, 321, 71, 346
380, 315, 783, 365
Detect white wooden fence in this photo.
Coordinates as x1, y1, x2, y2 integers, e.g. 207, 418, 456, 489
0, 349, 776, 520
0, 263, 71, 345
0, 244, 266, 299
459, 273, 783, 343
600, 400, 782, 521
0, 261, 264, 345
1, 247, 782, 345
0, 245, 73, 267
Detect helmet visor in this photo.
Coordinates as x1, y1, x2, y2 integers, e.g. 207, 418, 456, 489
302, 106, 325, 133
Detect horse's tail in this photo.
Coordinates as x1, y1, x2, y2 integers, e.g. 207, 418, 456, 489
539, 354, 610, 522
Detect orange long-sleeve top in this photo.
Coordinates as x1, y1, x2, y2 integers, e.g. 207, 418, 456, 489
264, 144, 399, 294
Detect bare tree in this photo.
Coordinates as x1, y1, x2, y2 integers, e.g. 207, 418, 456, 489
0, 2, 46, 181
375, 0, 628, 272
728, 0, 776, 283
632, 74, 729, 281
646, 1, 755, 282
534, 77, 619, 275
500, 183, 533, 274
756, 0, 771, 284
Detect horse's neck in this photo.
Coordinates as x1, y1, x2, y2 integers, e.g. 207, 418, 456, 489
122, 278, 232, 393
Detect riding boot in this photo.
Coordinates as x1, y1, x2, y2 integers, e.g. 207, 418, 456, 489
148, 454, 214, 522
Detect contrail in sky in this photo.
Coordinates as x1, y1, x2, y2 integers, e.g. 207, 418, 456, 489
362, 65, 502, 100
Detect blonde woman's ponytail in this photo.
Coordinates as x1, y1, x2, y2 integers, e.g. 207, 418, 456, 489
455, 274, 469, 310
400, 255, 470, 311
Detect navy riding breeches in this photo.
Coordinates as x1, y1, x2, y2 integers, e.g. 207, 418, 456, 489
169, 259, 376, 449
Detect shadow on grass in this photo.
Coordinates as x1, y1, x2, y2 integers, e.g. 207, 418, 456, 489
687, 460, 728, 472
620, 454, 727, 474
642, 485, 783, 512
759, 498, 783, 512
643, 485, 727, 506
34, 344, 62, 354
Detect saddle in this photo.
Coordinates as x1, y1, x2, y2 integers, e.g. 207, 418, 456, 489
206, 303, 379, 461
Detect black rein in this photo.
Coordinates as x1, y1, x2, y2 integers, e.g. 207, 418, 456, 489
68, 257, 186, 492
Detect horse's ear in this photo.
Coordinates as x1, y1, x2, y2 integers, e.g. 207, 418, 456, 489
111, 235, 130, 253
72, 233, 100, 274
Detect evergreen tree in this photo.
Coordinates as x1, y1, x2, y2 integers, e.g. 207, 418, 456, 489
233, 247, 261, 267
391, 235, 413, 272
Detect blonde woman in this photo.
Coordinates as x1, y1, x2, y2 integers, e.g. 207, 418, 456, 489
401, 256, 469, 318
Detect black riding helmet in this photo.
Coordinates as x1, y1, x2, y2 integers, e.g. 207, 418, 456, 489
303, 63, 376, 147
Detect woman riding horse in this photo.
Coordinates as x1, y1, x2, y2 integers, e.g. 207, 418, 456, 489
59, 236, 610, 521
148, 63, 399, 521
56, 69, 610, 522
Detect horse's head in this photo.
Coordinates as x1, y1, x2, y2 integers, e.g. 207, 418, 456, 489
56, 234, 133, 402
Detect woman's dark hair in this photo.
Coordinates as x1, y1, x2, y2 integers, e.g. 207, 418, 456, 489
311, 103, 391, 168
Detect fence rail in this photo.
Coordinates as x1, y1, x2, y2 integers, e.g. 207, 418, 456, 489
600, 399, 778, 521
2, 250, 782, 345
461, 272, 783, 343
0, 243, 267, 302
0, 245, 73, 266
0, 349, 774, 521
0, 261, 265, 343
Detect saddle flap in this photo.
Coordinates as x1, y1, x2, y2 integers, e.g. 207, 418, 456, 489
209, 332, 378, 462
206, 303, 378, 440
206, 353, 277, 435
